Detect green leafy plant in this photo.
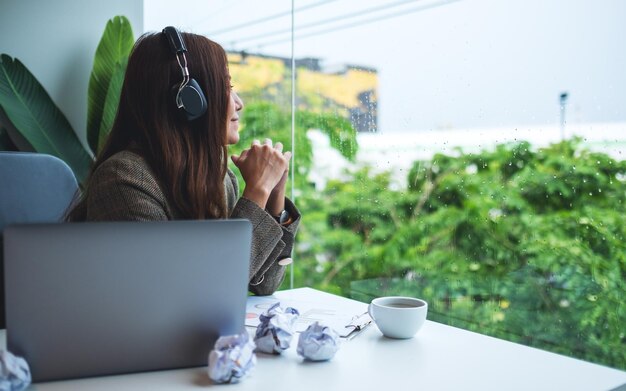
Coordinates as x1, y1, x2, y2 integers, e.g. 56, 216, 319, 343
290, 137, 626, 369
0, 16, 134, 184
0, 54, 93, 182
87, 16, 134, 154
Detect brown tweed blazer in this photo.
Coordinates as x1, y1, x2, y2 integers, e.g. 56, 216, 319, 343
74, 150, 300, 295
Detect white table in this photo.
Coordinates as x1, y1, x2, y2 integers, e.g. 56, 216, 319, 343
3, 288, 625, 390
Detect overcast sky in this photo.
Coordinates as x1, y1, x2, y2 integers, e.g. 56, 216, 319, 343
145, 0, 626, 133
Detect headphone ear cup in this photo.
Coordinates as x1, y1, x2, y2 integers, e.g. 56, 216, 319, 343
179, 78, 208, 121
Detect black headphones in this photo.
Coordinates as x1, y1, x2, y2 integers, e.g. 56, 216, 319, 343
162, 26, 208, 121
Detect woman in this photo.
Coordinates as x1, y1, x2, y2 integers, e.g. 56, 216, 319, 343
66, 29, 299, 296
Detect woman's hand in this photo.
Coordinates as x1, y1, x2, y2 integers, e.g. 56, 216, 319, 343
266, 141, 289, 217
231, 139, 291, 210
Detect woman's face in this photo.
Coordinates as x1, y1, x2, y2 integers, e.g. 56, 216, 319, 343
226, 88, 244, 145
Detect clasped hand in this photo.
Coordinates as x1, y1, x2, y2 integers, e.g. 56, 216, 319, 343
231, 139, 291, 211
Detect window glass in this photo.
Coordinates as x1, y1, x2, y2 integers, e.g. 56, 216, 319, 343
147, 0, 626, 370
288, 0, 626, 369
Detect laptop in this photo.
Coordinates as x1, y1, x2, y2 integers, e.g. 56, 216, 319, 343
3, 220, 252, 382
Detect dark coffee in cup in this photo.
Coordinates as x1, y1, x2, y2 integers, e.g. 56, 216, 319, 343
385, 303, 421, 309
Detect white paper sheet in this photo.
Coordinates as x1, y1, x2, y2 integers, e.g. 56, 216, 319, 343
246, 288, 371, 338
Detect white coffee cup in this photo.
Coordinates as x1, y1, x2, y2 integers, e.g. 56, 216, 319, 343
368, 296, 428, 339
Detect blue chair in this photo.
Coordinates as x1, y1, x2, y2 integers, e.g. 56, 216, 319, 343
0, 152, 79, 328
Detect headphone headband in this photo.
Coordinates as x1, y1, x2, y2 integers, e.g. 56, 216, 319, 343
162, 26, 187, 54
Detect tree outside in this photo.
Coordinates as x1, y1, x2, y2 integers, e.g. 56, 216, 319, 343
228, 54, 626, 371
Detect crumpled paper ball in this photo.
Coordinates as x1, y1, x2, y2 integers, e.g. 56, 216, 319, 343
0, 350, 31, 391
207, 332, 256, 384
254, 302, 300, 354
297, 322, 341, 361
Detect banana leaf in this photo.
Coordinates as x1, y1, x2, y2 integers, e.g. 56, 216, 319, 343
0, 54, 92, 183
87, 15, 134, 154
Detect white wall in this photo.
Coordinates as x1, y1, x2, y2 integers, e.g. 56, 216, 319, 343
0, 0, 144, 149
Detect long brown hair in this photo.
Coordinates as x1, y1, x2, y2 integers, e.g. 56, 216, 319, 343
67, 31, 230, 220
